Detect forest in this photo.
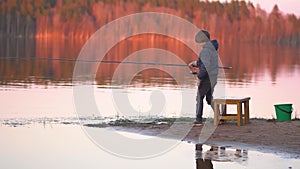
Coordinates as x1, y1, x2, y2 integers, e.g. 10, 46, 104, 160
1, 0, 300, 45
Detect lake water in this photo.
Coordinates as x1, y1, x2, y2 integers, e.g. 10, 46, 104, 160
0, 37, 300, 168
0, 38, 299, 119
0, 123, 299, 169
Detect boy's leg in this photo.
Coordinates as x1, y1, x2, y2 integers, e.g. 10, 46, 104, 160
196, 79, 211, 123
196, 88, 205, 123
206, 77, 217, 109
206, 88, 213, 106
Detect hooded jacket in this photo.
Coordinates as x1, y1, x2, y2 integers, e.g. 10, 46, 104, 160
196, 40, 219, 81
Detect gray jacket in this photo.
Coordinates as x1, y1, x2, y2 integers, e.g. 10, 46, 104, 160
195, 41, 219, 82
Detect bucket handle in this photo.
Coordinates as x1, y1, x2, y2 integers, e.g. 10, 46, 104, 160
276, 106, 293, 114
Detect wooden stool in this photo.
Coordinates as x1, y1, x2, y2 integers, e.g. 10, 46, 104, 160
213, 97, 250, 126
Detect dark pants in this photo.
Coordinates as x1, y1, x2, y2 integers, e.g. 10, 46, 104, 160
196, 77, 216, 122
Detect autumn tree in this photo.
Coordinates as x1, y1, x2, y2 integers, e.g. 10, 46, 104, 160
0, 0, 300, 45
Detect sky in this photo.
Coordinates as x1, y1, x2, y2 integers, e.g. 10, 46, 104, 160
216, 0, 300, 16
249, 0, 300, 16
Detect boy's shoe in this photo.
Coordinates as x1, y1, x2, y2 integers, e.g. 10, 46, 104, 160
193, 120, 203, 126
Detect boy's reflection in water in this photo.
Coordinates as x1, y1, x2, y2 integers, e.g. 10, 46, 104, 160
195, 144, 248, 169
195, 144, 213, 169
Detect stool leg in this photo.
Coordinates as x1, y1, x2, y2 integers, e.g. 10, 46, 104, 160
244, 101, 249, 124
237, 102, 243, 126
214, 103, 218, 126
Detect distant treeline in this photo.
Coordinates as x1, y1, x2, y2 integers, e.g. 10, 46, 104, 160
1, 0, 300, 45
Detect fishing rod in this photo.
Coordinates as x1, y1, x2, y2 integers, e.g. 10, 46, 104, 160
102, 60, 232, 69
0, 57, 232, 69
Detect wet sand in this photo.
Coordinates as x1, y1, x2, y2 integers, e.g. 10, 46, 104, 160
97, 119, 300, 158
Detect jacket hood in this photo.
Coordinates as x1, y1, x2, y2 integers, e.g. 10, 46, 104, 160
211, 39, 219, 51
203, 40, 219, 51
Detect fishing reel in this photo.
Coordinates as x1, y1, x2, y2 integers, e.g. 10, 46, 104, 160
190, 71, 198, 75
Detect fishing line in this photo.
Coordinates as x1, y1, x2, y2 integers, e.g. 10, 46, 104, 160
0, 57, 232, 69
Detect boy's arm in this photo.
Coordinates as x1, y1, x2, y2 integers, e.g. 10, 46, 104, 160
197, 49, 210, 80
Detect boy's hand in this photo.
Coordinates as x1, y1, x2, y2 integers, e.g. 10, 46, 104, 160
188, 61, 197, 68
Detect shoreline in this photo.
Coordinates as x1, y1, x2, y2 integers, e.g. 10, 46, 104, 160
88, 118, 300, 158
1, 117, 299, 158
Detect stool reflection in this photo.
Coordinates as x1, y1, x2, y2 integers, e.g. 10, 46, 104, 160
195, 144, 248, 169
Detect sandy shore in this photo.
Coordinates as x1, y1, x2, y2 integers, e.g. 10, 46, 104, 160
90, 119, 300, 158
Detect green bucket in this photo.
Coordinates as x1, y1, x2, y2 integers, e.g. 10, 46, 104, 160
274, 104, 293, 122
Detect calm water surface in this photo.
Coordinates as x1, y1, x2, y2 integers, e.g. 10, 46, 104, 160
0, 124, 299, 169
0, 38, 300, 168
0, 38, 299, 119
